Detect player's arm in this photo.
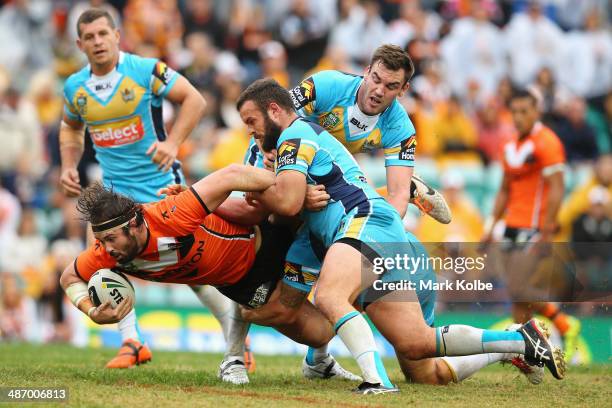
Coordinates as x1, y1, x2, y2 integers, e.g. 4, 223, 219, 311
147, 75, 207, 171
59, 114, 85, 197
385, 165, 413, 218
59, 260, 132, 324
482, 172, 510, 242
541, 170, 564, 241
190, 164, 276, 214
213, 197, 270, 226
250, 170, 307, 217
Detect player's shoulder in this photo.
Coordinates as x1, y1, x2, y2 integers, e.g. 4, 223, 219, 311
312, 69, 360, 85
312, 70, 361, 99
119, 52, 156, 70
381, 98, 413, 133
64, 65, 90, 94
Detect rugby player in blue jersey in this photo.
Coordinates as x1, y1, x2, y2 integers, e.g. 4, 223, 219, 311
234, 79, 565, 393
58, 9, 251, 373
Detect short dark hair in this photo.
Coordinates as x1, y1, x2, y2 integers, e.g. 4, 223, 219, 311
370, 44, 416, 85
236, 78, 295, 114
76, 182, 143, 231
510, 89, 538, 106
77, 8, 116, 38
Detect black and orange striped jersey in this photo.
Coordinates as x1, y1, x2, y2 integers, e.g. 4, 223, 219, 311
75, 188, 257, 285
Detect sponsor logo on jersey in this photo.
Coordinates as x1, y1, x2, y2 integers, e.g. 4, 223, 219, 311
153, 61, 173, 85
89, 116, 145, 147
321, 111, 340, 129
399, 135, 416, 161
277, 139, 300, 168
290, 77, 315, 110
76, 94, 87, 116
121, 88, 135, 102
95, 82, 112, 91
350, 117, 368, 131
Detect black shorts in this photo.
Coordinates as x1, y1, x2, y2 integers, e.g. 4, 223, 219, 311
501, 227, 540, 252
217, 220, 293, 308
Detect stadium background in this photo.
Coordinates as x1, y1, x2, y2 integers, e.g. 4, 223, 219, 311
0, 0, 610, 367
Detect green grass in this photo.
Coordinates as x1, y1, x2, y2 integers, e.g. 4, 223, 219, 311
0, 343, 610, 407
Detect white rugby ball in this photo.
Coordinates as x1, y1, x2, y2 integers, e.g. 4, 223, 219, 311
88, 269, 135, 308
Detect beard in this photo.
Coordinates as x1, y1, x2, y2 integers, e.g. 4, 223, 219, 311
112, 230, 140, 264
262, 114, 283, 152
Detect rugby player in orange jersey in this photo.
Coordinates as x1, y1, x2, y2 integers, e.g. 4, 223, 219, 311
60, 163, 359, 385
482, 89, 579, 361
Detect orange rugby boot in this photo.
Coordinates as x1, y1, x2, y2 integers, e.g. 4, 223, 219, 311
105, 339, 152, 369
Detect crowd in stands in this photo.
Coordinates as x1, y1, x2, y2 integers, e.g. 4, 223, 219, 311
0, 0, 610, 341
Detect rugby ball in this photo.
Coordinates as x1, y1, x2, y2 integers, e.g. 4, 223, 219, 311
88, 269, 135, 308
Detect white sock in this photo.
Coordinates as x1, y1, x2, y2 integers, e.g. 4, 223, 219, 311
306, 344, 329, 365
118, 309, 142, 342
335, 311, 392, 387
225, 302, 250, 359
441, 353, 511, 382
436, 325, 525, 356
191, 285, 233, 341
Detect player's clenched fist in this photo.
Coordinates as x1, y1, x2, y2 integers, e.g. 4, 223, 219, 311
304, 184, 330, 211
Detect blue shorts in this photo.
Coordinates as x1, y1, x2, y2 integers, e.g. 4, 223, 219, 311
283, 213, 436, 326
103, 169, 184, 204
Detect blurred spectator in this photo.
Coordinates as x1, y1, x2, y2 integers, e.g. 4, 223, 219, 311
440, 1, 505, 101
2, 208, 48, 287
122, 0, 184, 60
387, 0, 442, 47
227, 1, 271, 80
504, 0, 564, 88
0, 183, 21, 258
0, 0, 54, 90
280, 0, 330, 72
404, 36, 438, 78
0, 68, 45, 196
182, 0, 225, 49
0, 272, 38, 342
558, 154, 612, 240
585, 91, 612, 155
258, 41, 290, 88
555, 0, 610, 31
26, 70, 63, 132
559, 8, 612, 99
475, 97, 514, 164
552, 96, 599, 163
305, 44, 360, 77
571, 185, 612, 256
181, 32, 218, 92
529, 67, 569, 121
39, 239, 83, 342
430, 95, 480, 165
411, 59, 451, 112
416, 170, 483, 242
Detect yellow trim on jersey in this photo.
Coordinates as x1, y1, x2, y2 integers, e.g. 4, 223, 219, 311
384, 146, 401, 155
72, 77, 146, 123
297, 144, 316, 165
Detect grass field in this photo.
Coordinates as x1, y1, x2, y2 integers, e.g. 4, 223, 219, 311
0, 343, 610, 407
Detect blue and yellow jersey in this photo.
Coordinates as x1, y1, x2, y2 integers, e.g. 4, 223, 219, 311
63, 52, 183, 203
289, 70, 416, 167
275, 118, 392, 245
